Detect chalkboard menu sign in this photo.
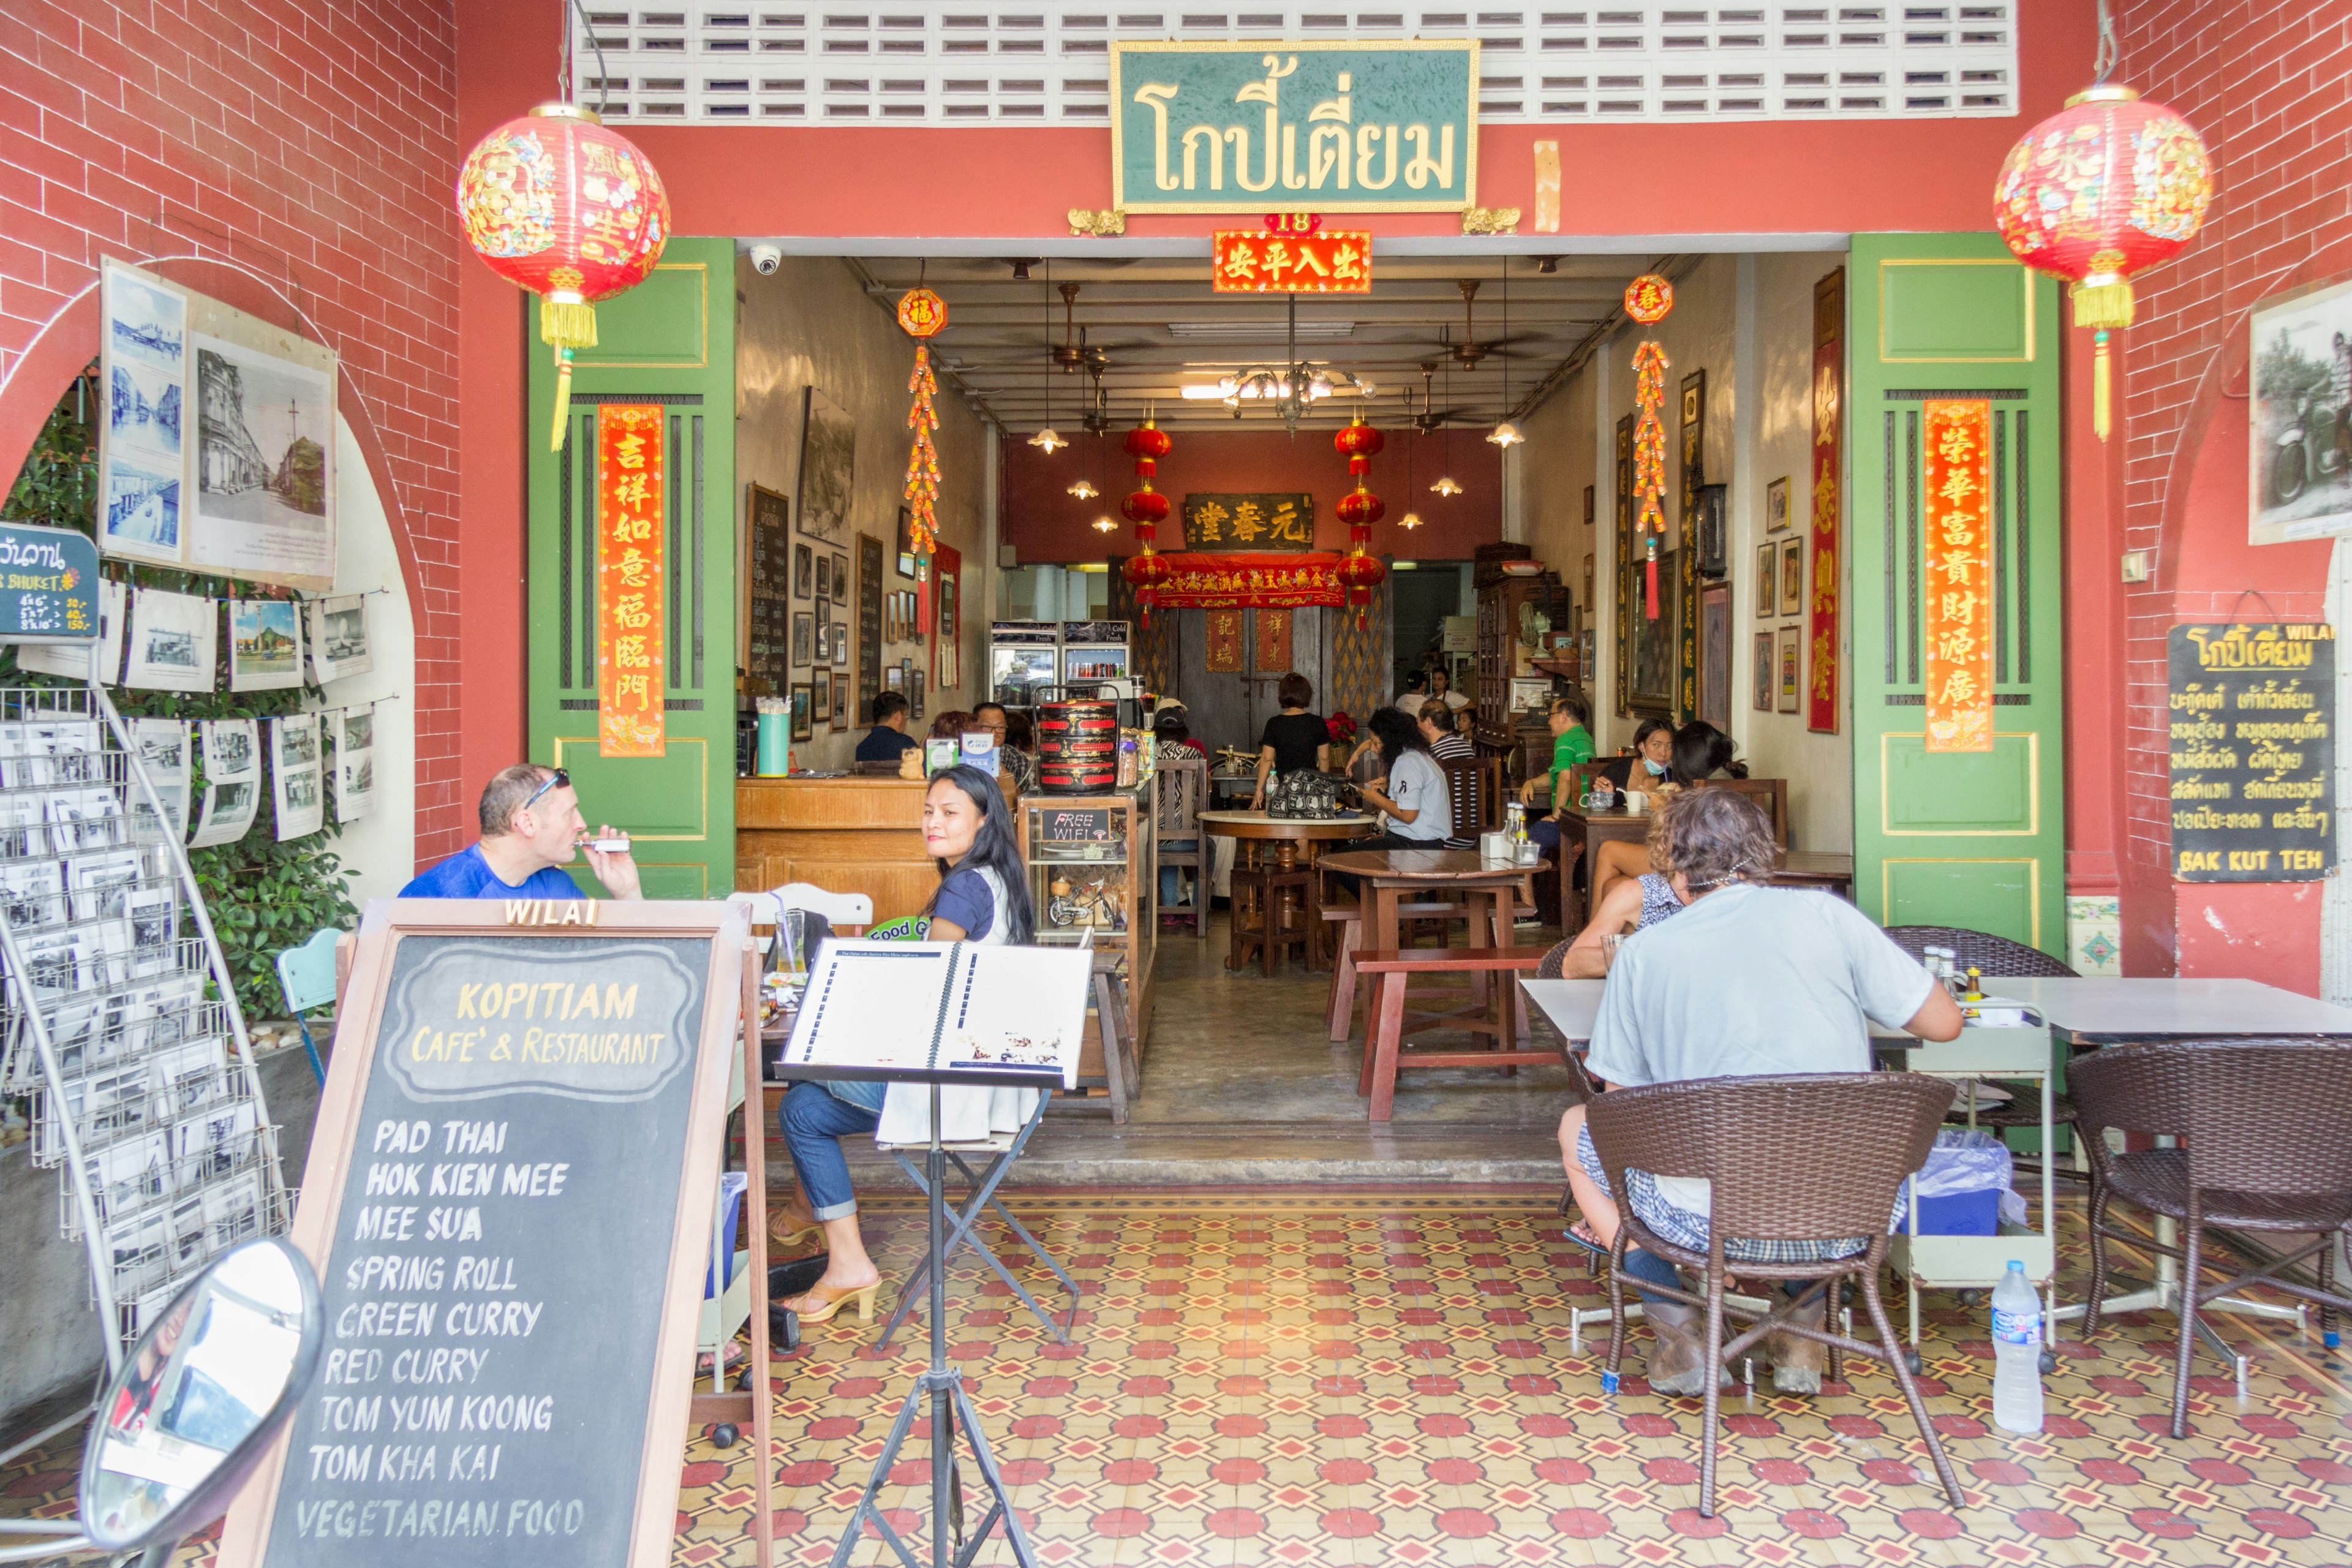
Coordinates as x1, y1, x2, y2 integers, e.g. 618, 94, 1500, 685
0, 522, 101, 640
221, 902, 748, 1568
745, 485, 790, 693
858, 532, 884, 729
2168, 623, 2335, 882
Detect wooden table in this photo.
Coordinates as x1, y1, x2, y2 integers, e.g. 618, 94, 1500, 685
1771, 850, 1855, 897
1199, 810, 1376, 972
1544, 804, 1650, 931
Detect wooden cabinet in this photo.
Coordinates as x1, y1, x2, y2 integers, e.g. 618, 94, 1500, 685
736, 777, 993, 922
1022, 789, 1156, 1082
1474, 550, 1574, 755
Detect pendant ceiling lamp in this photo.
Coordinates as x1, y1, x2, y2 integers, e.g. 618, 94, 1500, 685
1091, 431, 1116, 530
1030, 262, 1066, 453
1399, 424, 1422, 529
1487, 266, 1523, 448
455, 8, 669, 453
1431, 361, 1463, 496
1991, 0, 2213, 440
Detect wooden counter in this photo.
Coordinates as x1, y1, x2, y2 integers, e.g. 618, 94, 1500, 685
737, 776, 953, 925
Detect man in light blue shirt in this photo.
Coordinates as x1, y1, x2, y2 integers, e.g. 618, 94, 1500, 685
401, 764, 641, 900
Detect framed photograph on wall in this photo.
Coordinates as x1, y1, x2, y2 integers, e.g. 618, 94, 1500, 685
1778, 537, 1804, 617
1698, 584, 1731, 729
790, 682, 813, 741
1755, 544, 1776, 619
1766, 475, 1793, 534
813, 622, 830, 665
794, 543, 813, 600
1753, 631, 1775, 710
812, 669, 831, 723
896, 507, 918, 579
1777, 625, 1802, 713
832, 552, 850, 605
908, 668, 925, 721
815, 554, 832, 601
791, 611, 813, 667
2250, 276, 2352, 544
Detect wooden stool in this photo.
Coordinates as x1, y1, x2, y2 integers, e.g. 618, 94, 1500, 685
1230, 861, 1314, 974
1354, 946, 1554, 1121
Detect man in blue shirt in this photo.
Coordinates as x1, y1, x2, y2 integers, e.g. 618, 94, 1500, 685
400, 764, 642, 900
854, 691, 919, 763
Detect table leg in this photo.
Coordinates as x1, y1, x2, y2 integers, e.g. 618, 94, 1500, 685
1373, 883, 1402, 955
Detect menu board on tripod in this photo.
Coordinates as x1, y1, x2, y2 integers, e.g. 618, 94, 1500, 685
217, 902, 749, 1568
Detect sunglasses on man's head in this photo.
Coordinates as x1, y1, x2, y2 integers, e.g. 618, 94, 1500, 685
521, 767, 571, 814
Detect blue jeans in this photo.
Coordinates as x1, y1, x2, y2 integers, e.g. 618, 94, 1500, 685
1529, 817, 1562, 856
1159, 839, 1199, 905
780, 1080, 883, 1220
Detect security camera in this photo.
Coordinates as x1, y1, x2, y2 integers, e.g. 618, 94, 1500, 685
750, 244, 782, 276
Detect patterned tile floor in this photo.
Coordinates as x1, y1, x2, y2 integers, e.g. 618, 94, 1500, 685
4, 1186, 2346, 1568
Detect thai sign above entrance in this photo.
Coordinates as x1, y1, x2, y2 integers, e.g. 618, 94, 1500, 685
1109, 41, 1479, 214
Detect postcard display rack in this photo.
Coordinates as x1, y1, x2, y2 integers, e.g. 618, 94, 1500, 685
0, 681, 282, 1352
1023, 789, 1155, 1089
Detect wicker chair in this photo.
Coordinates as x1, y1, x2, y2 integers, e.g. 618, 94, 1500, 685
1882, 925, 2082, 1160
1585, 1072, 1966, 1516
2070, 1040, 2352, 1438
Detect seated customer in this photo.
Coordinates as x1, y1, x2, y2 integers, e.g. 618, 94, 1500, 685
402, 764, 641, 900
1331, 707, 1452, 895
1669, 720, 1747, 784
990, 705, 1041, 795
854, 691, 920, 762
1548, 808, 1690, 979
767, 766, 1035, 1323
1521, 695, 1597, 859
1557, 789, 1961, 1395
1419, 698, 1475, 761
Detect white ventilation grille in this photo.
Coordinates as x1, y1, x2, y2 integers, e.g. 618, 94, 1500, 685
569, 5, 2016, 125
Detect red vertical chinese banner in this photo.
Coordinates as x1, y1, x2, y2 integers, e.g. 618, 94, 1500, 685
597, 404, 666, 757
1806, 269, 1843, 734
1922, 399, 1994, 752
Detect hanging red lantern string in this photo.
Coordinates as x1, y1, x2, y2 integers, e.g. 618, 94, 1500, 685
456, 103, 671, 452
1993, 83, 2214, 440
1623, 273, 1675, 620
1333, 414, 1388, 628
1118, 415, 1175, 625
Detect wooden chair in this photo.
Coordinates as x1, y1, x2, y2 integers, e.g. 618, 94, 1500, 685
1154, 754, 1210, 939
1706, 777, 1789, 845
1437, 753, 1505, 849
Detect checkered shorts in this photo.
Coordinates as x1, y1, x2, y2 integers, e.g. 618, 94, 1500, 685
1575, 1121, 1874, 1265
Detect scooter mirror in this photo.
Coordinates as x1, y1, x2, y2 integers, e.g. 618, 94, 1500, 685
78, 1237, 322, 1557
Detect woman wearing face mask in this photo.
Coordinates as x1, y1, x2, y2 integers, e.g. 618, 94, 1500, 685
1586, 719, 1681, 908
767, 765, 1036, 1323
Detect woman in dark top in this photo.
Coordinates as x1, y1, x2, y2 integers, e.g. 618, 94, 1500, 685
1669, 719, 1747, 784
1250, 671, 1330, 809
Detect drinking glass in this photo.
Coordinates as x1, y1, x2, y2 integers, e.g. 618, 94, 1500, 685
781, 907, 808, 978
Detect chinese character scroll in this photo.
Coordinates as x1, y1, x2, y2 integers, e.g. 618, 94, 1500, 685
1151, 552, 1348, 609
1182, 492, 1314, 551
1807, 268, 1843, 734
1922, 399, 1991, 753
597, 404, 666, 757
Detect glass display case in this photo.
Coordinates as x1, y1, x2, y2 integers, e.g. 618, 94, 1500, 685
990, 620, 1060, 709
1022, 786, 1156, 1088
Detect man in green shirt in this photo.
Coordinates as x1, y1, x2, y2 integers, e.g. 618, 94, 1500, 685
1522, 694, 1595, 859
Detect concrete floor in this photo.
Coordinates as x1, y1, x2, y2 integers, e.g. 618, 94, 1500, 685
988, 908, 1575, 1186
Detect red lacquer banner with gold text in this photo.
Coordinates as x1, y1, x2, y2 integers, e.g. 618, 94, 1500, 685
1152, 552, 1347, 609
1204, 610, 1245, 672
1806, 268, 1843, 734
1923, 398, 1993, 753
1212, 231, 1372, 293
597, 404, 666, 757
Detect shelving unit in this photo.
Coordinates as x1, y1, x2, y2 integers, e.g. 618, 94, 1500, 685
1022, 787, 1155, 1087
1474, 553, 1574, 756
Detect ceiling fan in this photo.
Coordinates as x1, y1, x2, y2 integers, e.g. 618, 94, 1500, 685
1438, 279, 1537, 367
1409, 361, 1477, 432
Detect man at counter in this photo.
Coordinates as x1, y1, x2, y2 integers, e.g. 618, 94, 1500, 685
854, 692, 920, 763
399, 764, 641, 899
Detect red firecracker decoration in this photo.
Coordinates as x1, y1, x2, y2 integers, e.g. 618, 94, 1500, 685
1119, 415, 1175, 624
1333, 415, 1388, 627
1994, 83, 2214, 440
456, 104, 670, 451
1626, 273, 1676, 619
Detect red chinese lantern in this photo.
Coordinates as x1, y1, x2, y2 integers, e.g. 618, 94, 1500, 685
1121, 486, 1171, 527
1994, 83, 2214, 438
1336, 484, 1384, 528
456, 104, 671, 451
1119, 416, 1175, 623
1334, 414, 1385, 473
1336, 543, 1387, 628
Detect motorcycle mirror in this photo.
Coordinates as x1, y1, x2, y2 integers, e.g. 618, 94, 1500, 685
77, 1237, 322, 1559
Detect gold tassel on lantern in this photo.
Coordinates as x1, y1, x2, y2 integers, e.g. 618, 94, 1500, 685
543, 292, 600, 453
2092, 330, 2113, 442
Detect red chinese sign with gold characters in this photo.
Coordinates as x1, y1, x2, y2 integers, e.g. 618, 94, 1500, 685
1806, 268, 1842, 734
1922, 399, 1992, 753
1212, 231, 1371, 293
1153, 552, 1348, 609
597, 404, 666, 757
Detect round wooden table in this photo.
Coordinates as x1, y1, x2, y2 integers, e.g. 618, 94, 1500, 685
1197, 810, 1376, 973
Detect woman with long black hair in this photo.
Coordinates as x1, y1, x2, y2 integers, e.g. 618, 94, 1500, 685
1330, 706, 1453, 897
767, 766, 1036, 1322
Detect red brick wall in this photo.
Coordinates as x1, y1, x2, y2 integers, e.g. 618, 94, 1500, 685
0, 0, 466, 864
2108, 2, 2352, 979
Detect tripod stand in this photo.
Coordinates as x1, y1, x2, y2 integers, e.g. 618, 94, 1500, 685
827, 1084, 1040, 1568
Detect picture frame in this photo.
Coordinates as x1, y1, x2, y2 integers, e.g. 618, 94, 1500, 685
813, 622, 830, 665
796, 385, 856, 546
2250, 276, 2352, 545
791, 611, 813, 667
1777, 624, 1802, 713
1766, 475, 1792, 534
1778, 537, 1805, 617
1698, 583, 1731, 729
1696, 483, 1728, 579
884, 666, 905, 692
794, 543, 813, 600
833, 625, 850, 668
1753, 631, 1775, 710
832, 552, 850, 605
908, 668, 925, 721
812, 669, 831, 723
896, 507, 917, 579
815, 554, 832, 601
790, 682, 813, 741
1756, 543, 1776, 619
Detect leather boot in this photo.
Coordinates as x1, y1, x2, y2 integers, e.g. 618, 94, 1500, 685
1641, 1294, 1732, 1396
1765, 1287, 1829, 1395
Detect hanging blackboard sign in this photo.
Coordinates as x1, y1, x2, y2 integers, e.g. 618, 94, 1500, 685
219, 901, 751, 1568
2168, 623, 2335, 882
1041, 806, 1115, 844
0, 522, 101, 641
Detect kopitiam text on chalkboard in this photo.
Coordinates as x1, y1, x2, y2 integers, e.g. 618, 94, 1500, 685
264, 933, 711, 1567
2168, 622, 2335, 882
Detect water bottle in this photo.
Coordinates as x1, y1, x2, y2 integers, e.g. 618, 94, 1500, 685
1991, 1261, 2045, 1434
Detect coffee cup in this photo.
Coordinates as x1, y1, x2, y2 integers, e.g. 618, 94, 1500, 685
1623, 790, 1648, 816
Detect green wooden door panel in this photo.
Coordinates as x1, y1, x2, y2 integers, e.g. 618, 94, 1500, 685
1877, 260, 2038, 361
526, 239, 736, 900
1850, 234, 2064, 957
